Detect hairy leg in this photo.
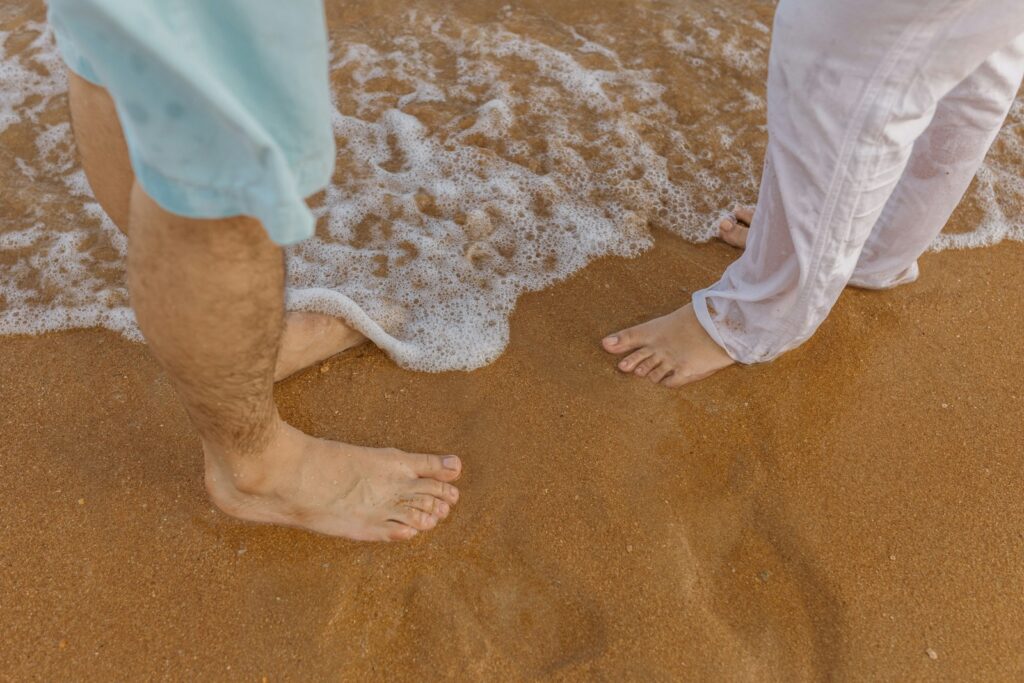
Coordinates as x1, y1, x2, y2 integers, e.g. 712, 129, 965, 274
66, 66, 367, 381
127, 186, 283, 454
127, 186, 461, 540
67, 68, 461, 540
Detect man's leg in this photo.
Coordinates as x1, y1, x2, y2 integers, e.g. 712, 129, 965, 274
604, 0, 1024, 386
127, 187, 460, 541
69, 71, 460, 540
67, 68, 366, 381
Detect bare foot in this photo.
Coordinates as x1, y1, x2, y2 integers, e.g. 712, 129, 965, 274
602, 303, 735, 388
275, 311, 367, 381
203, 419, 462, 541
718, 205, 753, 249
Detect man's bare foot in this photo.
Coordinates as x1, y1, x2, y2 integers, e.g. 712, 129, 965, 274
275, 311, 367, 381
203, 420, 462, 541
718, 206, 753, 249
602, 303, 735, 388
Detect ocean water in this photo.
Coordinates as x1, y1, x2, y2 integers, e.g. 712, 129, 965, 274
1, 1, 1021, 371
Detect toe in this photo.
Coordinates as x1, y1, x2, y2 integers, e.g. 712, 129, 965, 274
633, 355, 662, 378
383, 521, 419, 541
719, 218, 748, 249
662, 369, 694, 389
618, 347, 653, 372
402, 493, 451, 519
401, 451, 462, 481
602, 328, 639, 353
734, 206, 754, 225
389, 506, 439, 532
648, 364, 672, 383
412, 479, 460, 506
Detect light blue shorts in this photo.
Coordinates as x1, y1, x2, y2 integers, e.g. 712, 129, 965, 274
47, 0, 335, 245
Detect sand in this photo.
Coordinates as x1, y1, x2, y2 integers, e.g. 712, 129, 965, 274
3, 0, 1024, 679
3, 234, 1023, 679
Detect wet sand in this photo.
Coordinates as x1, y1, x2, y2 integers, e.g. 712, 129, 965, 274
4, 0, 1024, 678
3, 234, 1023, 680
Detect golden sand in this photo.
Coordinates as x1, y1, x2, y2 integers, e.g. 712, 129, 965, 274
3, 236, 1023, 679
2, 0, 1023, 679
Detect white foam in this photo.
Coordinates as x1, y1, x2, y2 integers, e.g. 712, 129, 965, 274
930, 98, 1024, 250
0, 22, 66, 134
0, 23, 132, 341
0, 226, 42, 250
276, 14, 765, 369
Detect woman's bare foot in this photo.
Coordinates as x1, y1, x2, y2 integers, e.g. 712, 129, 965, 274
203, 419, 462, 541
275, 312, 367, 381
602, 303, 735, 388
718, 205, 753, 249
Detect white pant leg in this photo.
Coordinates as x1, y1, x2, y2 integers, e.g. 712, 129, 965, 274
692, 0, 1024, 364
849, 36, 1024, 290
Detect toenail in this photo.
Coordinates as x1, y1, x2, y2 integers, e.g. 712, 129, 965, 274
605, 335, 619, 345
443, 456, 460, 471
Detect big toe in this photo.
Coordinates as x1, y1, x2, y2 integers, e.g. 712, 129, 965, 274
401, 451, 462, 481
603, 328, 640, 353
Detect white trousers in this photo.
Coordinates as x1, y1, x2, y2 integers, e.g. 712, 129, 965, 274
693, 0, 1024, 364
